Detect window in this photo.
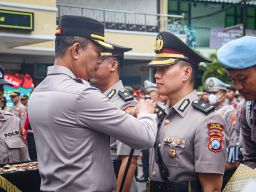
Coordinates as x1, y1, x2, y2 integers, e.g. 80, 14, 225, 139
225, 5, 256, 29
168, 0, 190, 25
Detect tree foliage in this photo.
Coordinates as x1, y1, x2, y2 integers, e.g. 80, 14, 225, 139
199, 52, 232, 90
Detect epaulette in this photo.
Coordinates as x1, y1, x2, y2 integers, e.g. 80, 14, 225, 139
192, 99, 215, 115
107, 89, 116, 99
155, 105, 166, 119
118, 89, 133, 102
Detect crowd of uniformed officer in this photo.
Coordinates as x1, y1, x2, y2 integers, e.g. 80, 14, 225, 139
0, 68, 30, 165
1, 14, 256, 192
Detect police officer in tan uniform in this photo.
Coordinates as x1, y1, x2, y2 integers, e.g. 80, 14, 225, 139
9, 91, 27, 127
91, 44, 140, 192
147, 32, 227, 192
217, 36, 256, 169
0, 110, 30, 164
20, 95, 29, 109
204, 77, 238, 188
28, 16, 157, 192
0, 67, 29, 165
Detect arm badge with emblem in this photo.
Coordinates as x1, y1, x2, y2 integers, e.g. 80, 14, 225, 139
207, 122, 224, 153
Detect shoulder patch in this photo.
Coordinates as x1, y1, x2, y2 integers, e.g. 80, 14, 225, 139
107, 89, 116, 99
192, 99, 215, 115
118, 89, 133, 102
207, 122, 224, 153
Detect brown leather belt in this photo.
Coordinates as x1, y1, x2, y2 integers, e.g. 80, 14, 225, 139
147, 179, 202, 192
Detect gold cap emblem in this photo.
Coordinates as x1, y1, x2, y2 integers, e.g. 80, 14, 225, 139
154, 34, 164, 52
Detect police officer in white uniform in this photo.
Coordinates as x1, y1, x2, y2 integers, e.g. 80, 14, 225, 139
28, 16, 158, 192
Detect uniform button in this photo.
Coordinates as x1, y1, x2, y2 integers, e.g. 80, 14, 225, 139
158, 143, 161, 148
152, 171, 156, 176
164, 119, 170, 124
176, 138, 182, 145
168, 149, 176, 158
164, 137, 172, 144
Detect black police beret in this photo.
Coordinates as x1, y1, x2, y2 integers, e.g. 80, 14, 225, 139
149, 32, 211, 67
56, 15, 113, 50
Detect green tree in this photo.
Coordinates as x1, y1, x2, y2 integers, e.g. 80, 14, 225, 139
199, 52, 231, 90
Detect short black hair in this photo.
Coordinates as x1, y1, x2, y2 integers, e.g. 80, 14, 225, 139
55, 36, 90, 58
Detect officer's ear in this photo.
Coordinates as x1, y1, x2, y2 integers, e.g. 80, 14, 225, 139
182, 66, 192, 82
110, 59, 118, 72
70, 43, 82, 60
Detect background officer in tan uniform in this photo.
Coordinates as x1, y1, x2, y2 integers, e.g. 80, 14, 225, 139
9, 91, 27, 127
0, 110, 30, 164
28, 15, 158, 192
217, 36, 256, 169
147, 32, 227, 192
20, 95, 29, 110
204, 77, 238, 188
91, 44, 140, 192
0, 67, 29, 165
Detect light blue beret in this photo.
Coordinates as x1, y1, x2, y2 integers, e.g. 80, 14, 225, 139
217, 36, 256, 69
205, 77, 229, 92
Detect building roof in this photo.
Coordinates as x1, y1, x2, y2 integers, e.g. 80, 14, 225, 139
196, 0, 256, 5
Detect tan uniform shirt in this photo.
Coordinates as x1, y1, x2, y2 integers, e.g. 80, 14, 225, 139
0, 110, 30, 164
9, 104, 27, 127
28, 65, 157, 192
103, 80, 140, 159
149, 91, 227, 182
240, 100, 256, 168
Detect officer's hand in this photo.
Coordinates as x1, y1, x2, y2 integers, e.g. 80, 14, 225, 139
123, 104, 136, 116
136, 99, 156, 115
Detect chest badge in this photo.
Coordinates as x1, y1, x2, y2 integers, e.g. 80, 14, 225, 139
168, 148, 176, 158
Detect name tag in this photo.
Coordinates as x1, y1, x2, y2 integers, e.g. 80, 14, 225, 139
3, 130, 20, 138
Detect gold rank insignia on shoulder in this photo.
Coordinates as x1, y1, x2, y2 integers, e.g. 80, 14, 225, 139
178, 99, 190, 112
192, 99, 215, 115
118, 89, 133, 102
154, 34, 164, 53
107, 89, 116, 99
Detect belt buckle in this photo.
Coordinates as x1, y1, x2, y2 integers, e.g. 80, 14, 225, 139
146, 179, 150, 192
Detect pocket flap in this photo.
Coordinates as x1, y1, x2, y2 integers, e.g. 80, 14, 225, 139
4, 138, 26, 149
